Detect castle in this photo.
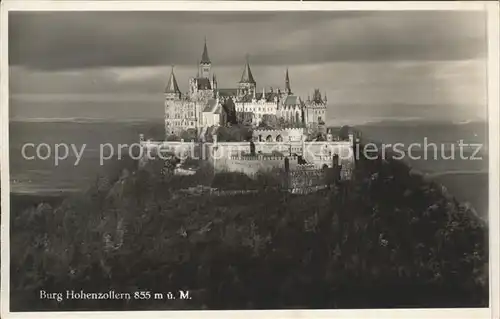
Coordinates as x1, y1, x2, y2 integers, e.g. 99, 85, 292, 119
164, 39, 328, 137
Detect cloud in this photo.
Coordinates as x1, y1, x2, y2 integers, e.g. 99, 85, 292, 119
8, 10, 487, 122
9, 11, 486, 70
10, 59, 487, 118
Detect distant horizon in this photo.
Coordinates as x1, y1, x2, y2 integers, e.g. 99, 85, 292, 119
8, 114, 488, 127
9, 96, 488, 126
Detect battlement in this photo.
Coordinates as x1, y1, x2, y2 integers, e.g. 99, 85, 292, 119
296, 163, 317, 169
253, 127, 306, 142
253, 127, 305, 134
229, 155, 298, 161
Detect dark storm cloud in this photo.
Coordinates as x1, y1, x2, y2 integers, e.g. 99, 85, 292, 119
9, 11, 485, 71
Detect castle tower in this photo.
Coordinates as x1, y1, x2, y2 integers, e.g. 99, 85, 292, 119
200, 37, 211, 78
212, 73, 218, 97
212, 73, 217, 89
165, 66, 181, 100
304, 88, 327, 128
285, 68, 291, 95
313, 89, 322, 103
238, 54, 256, 98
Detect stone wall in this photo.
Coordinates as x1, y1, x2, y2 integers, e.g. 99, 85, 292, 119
139, 136, 355, 179
252, 128, 305, 142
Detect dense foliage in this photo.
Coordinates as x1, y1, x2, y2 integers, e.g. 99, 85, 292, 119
165, 128, 199, 142
216, 124, 253, 142
10, 153, 488, 311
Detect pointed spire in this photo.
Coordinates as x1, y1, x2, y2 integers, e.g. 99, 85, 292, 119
285, 67, 291, 94
165, 65, 180, 94
262, 87, 265, 100
313, 89, 322, 103
324, 92, 327, 102
201, 37, 211, 64
240, 54, 256, 84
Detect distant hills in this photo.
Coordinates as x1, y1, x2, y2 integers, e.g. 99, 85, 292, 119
9, 117, 164, 124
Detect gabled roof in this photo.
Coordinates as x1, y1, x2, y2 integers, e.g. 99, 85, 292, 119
236, 92, 281, 103
202, 99, 218, 112
237, 93, 255, 103
165, 67, 181, 94
201, 38, 211, 64
213, 104, 222, 115
239, 57, 256, 84
284, 95, 300, 106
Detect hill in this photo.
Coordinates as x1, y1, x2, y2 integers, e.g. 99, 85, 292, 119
10, 153, 488, 310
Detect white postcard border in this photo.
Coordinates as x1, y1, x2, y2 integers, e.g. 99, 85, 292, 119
1, 1, 498, 319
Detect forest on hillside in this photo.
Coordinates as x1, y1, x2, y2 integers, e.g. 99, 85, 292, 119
10, 150, 488, 311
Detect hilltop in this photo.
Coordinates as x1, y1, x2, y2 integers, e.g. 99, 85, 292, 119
10, 151, 488, 310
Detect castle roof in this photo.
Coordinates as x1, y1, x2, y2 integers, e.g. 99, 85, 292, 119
283, 95, 300, 106
217, 88, 238, 98
239, 57, 256, 84
200, 38, 211, 64
213, 104, 222, 115
285, 68, 291, 93
165, 67, 181, 94
312, 89, 323, 104
202, 99, 218, 112
237, 92, 280, 103
195, 77, 212, 90
259, 92, 280, 102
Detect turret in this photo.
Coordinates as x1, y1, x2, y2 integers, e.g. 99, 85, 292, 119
212, 73, 218, 98
200, 37, 211, 78
238, 54, 256, 97
285, 68, 291, 95
212, 73, 217, 89
165, 66, 181, 100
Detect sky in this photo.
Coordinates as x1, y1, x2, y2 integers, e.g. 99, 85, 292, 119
9, 11, 488, 124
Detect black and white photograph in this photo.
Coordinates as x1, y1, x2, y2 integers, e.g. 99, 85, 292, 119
1, 1, 499, 318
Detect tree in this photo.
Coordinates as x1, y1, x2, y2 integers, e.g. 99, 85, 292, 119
277, 117, 286, 129
166, 134, 181, 141
261, 114, 278, 128
180, 128, 198, 141
146, 124, 164, 141
217, 124, 252, 142
315, 133, 326, 141
222, 98, 238, 125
